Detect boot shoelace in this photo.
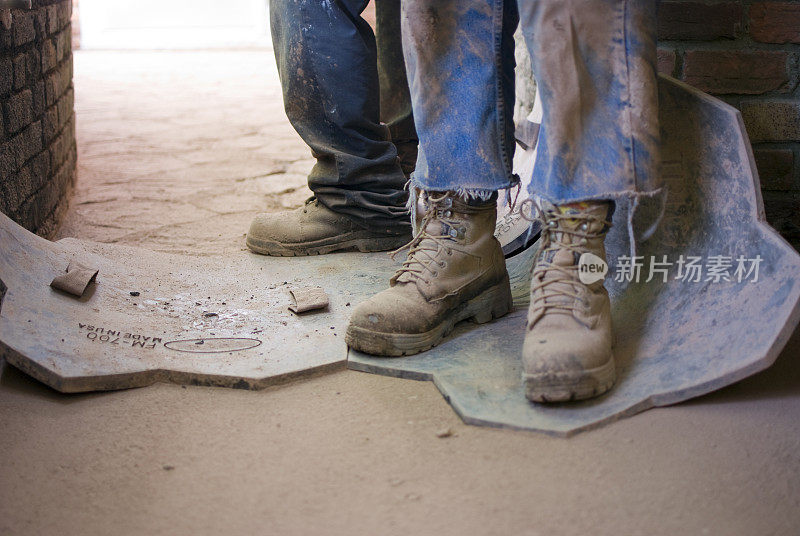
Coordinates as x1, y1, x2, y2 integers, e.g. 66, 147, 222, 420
529, 209, 611, 318
391, 192, 457, 286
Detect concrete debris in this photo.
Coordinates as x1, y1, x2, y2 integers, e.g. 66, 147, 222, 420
288, 287, 329, 314
50, 261, 98, 298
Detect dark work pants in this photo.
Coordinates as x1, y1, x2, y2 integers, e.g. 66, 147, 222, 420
270, 0, 416, 233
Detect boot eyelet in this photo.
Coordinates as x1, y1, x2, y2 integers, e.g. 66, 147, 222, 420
447, 249, 453, 256
432, 271, 439, 277
439, 261, 447, 268
580, 223, 589, 231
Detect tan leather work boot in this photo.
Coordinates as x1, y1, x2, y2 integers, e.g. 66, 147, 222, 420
522, 200, 615, 403
246, 197, 411, 256
346, 191, 512, 356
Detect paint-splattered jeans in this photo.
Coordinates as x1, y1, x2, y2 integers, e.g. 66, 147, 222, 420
270, 0, 416, 232
402, 0, 662, 206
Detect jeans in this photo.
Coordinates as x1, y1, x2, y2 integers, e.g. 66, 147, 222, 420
270, 0, 416, 233
401, 0, 662, 206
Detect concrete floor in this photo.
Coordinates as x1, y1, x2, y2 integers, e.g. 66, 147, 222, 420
1, 51, 799, 536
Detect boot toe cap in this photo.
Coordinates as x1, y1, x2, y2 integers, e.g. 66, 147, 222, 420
348, 285, 435, 335
247, 212, 288, 242
522, 330, 612, 376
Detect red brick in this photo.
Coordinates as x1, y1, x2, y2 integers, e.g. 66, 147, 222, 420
763, 192, 800, 246
43, 104, 59, 142
24, 47, 41, 82
56, 87, 73, 130
0, 140, 13, 176
4, 89, 33, 134
55, 27, 70, 61
750, 2, 800, 44
0, 58, 12, 97
0, 11, 12, 49
12, 53, 26, 91
33, 8, 47, 41
682, 50, 789, 94
658, 1, 743, 41
41, 38, 57, 73
753, 148, 794, 190
57, 2, 71, 30
12, 11, 35, 47
46, 5, 59, 35
31, 80, 45, 117
657, 48, 677, 76
741, 100, 800, 143
9, 120, 42, 168
45, 58, 71, 106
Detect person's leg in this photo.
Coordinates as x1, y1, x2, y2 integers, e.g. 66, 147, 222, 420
248, 0, 411, 256
375, 0, 418, 177
346, 0, 518, 356
401, 0, 518, 196
519, 0, 660, 402
520, 0, 660, 205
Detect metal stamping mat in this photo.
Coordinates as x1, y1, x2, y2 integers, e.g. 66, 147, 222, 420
348, 76, 800, 435
0, 217, 395, 392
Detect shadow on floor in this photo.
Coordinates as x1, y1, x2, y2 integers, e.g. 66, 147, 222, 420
0, 358, 104, 404
686, 322, 800, 405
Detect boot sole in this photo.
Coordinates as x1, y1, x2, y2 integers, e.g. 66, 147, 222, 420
523, 358, 616, 403
345, 277, 513, 357
246, 233, 410, 256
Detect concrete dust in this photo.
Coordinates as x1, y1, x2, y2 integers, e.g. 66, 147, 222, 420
1, 51, 799, 535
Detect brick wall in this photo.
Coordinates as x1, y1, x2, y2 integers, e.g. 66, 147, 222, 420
657, 0, 800, 245
0, 0, 76, 238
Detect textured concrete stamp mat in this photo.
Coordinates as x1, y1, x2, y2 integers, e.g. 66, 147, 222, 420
0, 213, 395, 392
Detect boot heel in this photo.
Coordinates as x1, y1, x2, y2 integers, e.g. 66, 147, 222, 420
470, 276, 513, 324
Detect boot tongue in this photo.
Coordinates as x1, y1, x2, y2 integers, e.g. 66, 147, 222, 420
552, 247, 576, 267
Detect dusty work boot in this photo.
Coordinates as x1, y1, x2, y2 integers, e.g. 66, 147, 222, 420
346, 191, 512, 356
246, 197, 411, 256
522, 200, 615, 403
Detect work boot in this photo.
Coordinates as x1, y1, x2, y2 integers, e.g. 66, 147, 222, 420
346, 191, 512, 356
522, 200, 615, 403
246, 197, 411, 256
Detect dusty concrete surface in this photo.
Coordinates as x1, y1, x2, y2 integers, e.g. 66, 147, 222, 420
56, 50, 312, 255
1, 51, 799, 535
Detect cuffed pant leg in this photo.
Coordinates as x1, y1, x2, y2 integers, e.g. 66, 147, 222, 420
270, 0, 410, 232
520, 0, 661, 203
